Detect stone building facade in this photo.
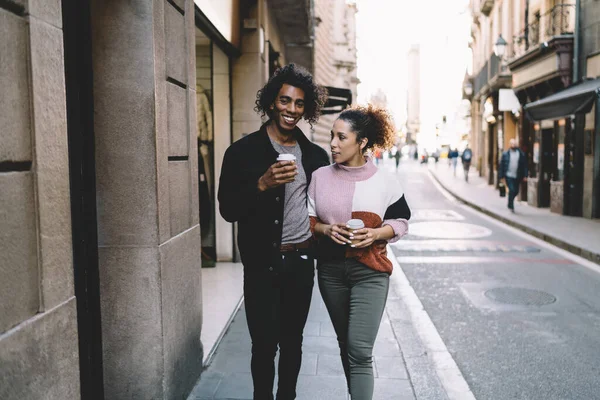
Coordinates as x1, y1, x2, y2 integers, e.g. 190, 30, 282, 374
466, 0, 599, 219
0, 0, 318, 399
311, 0, 359, 150
406, 44, 421, 144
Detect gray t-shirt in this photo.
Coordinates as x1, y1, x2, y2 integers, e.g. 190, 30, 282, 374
507, 149, 520, 178
269, 138, 312, 244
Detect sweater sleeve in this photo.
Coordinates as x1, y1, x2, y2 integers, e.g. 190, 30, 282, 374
308, 171, 321, 236
382, 194, 411, 243
381, 174, 411, 243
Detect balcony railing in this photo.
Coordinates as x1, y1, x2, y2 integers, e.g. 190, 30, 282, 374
510, 4, 575, 59
473, 53, 506, 95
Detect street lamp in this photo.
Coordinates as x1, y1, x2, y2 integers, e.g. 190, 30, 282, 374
464, 81, 473, 97
493, 34, 508, 59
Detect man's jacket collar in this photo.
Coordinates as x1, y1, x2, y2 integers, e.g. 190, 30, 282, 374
259, 120, 312, 154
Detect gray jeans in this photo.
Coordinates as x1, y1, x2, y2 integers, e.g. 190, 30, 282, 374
317, 258, 390, 400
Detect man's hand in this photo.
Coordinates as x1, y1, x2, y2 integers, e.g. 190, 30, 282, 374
257, 161, 298, 191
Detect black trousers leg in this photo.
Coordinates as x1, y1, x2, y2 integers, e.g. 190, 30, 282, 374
244, 252, 315, 400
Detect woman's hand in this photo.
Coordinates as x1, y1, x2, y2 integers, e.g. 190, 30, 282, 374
317, 223, 353, 245
348, 228, 379, 248
348, 225, 395, 249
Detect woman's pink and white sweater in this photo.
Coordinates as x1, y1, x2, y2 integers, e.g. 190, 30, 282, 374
308, 159, 411, 274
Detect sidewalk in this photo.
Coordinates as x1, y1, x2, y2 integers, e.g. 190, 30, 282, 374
429, 161, 600, 264
188, 283, 415, 400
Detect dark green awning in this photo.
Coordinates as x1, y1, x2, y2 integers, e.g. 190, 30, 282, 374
322, 86, 353, 115
524, 78, 600, 121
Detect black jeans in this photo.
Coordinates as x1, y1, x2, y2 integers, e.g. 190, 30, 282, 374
506, 177, 520, 209
244, 251, 315, 400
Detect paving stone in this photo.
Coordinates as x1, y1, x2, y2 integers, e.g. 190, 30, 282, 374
319, 321, 337, 337
212, 372, 253, 399
303, 321, 321, 337
373, 378, 415, 400
316, 354, 345, 377
295, 375, 348, 400
302, 335, 340, 355
187, 371, 224, 399
374, 356, 410, 379
373, 336, 401, 356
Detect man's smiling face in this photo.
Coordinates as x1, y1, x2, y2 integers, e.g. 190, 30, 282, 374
270, 83, 306, 132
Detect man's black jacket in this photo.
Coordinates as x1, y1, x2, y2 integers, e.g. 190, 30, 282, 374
498, 148, 528, 181
218, 122, 330, 271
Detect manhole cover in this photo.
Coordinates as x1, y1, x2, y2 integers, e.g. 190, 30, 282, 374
408, 222, 493, 239
484, 287, 556, 306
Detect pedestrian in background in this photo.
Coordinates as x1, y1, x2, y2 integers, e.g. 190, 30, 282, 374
498, 138, 528, 213
449, 148, 459, 176
461, 145, 473, 182
218, 64, 329, 400
308, 105, 411, 400
393, 145, 401, 170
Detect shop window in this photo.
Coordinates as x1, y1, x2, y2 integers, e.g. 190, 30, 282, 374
556, 119, 566, 181
196, 29, 216, 267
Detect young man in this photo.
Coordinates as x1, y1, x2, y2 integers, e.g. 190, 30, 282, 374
218, 64, 329, 400
461, 145, 473, 182
499, 139, 528, 212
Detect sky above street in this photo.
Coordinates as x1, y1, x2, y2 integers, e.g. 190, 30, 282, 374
354, 0, 472, 137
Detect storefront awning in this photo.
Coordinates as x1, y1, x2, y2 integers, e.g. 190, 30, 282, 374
524, 78, 600, 121
322, 86, 353, 115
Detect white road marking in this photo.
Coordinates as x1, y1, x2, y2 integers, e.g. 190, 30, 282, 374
389, 249, 477, 400
427, 169, 600, 276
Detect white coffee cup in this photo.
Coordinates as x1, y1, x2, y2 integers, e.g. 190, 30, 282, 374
346, 219, 365, 245
277, 153, 296, 162
346, 219, 365, 230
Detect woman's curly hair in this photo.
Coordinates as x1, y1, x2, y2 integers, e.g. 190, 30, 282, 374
255, 63, 328, 126
338, 104, 396, 152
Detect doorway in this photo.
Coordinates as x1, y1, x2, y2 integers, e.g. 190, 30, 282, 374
62, 0, 105, 398
537, 127, 554, 207
195, 28, 216, 267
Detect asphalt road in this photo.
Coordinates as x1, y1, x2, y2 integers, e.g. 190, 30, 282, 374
389, 159, 600, 400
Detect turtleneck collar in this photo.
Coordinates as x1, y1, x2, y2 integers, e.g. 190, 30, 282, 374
332, 157, 378, 182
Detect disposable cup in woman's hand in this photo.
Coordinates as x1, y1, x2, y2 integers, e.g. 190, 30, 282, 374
346, 219, 365, 246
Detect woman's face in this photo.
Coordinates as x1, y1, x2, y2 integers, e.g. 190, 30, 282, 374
330, 119, 367, 166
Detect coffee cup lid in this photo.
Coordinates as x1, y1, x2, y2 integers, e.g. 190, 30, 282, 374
346, 219, 365, 229
277, 153, 296, 161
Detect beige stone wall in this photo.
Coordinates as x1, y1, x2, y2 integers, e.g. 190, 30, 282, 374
91, 0, 202, 398
312, 0, 358, 150
231, 2, 286, 142
0, 1, 81, 399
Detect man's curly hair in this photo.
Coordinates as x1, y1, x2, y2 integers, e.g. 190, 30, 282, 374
255, 63, 328, 126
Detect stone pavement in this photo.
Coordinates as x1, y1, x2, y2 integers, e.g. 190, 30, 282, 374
428, 160, 600, 265
188, 282, 416, 400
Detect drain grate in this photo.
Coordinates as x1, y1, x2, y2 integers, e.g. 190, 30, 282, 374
484, 287, 557, 306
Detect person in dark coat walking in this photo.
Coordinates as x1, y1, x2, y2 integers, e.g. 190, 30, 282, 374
498, 139, 528, 212
461, 145, 473, 182
218, 64, 329, 400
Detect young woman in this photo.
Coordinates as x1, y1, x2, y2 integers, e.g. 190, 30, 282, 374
308, 105, 411, 400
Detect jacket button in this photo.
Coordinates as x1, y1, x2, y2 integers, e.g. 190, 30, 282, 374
269, 267, 274, 271
274, 220, 279, 225
272, 242, 277, 248
275, 197, 280, 202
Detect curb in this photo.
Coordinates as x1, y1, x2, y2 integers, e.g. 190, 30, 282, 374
202, 295, 244, 368
429, 170, 600, 266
